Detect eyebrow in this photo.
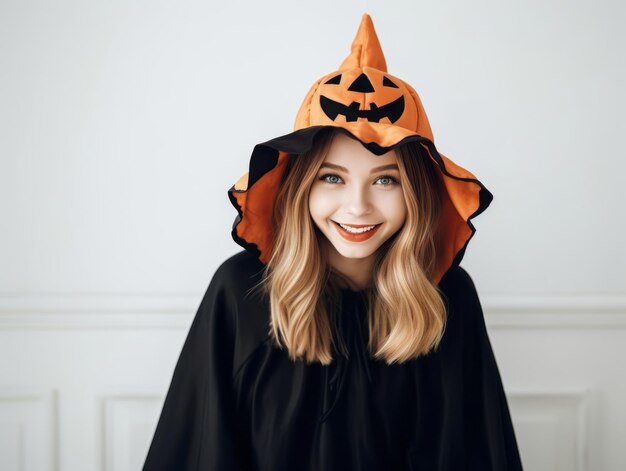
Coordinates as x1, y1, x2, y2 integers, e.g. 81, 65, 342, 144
319, 162, 400, 173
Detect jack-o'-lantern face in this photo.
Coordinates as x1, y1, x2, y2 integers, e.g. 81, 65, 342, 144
313, 66, 418, 131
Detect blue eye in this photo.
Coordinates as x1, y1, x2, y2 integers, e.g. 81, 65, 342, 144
375, 175, 399, 186
319, 174, 343, 184
317, 174, 400, 186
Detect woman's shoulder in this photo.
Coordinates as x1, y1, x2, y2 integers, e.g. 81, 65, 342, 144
213, 249, 267, 279
205, 251, 272, 369
435, 264, 488, 344
437, 264, 484, 325
438, 264, 479, 300
209, 250, 268, 296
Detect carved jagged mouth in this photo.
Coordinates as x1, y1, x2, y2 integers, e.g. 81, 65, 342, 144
320, 95, 405, 123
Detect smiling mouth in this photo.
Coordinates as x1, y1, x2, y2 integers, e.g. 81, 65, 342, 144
333, 221, 381, 233
332, 220, 382, 241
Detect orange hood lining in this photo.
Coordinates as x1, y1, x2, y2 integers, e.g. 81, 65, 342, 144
227, 125, 492, 285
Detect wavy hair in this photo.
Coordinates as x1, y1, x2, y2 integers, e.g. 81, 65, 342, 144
252, 128, 447, 365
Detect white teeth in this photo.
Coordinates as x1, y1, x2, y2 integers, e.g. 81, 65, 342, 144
338, 223, 377, 233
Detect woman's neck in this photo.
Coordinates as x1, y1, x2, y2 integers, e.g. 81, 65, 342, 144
326, 246, 375, 291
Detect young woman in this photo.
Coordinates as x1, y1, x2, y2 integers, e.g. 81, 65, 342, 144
143, 14, 524, 471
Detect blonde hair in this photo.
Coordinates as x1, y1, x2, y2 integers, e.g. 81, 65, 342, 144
252, 128, 447, 365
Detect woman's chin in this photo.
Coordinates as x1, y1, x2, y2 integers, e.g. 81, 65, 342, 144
331, 244, 378, 261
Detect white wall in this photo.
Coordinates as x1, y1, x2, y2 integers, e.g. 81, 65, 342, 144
1, 0, 624, 469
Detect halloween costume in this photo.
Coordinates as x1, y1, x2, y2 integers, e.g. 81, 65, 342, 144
143, 13, 523, 471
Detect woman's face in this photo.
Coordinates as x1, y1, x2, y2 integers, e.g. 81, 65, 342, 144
308, 132, 407, 264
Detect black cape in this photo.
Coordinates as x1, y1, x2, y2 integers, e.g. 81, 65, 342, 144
143, 250, 523, 470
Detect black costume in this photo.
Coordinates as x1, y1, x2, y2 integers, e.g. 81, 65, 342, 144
143, 251, 522, 470
143, 13, 523, 470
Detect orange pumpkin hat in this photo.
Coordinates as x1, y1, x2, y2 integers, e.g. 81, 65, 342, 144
228, 13, 493, 285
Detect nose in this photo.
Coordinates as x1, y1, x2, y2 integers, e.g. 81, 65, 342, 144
344, 184, 372, 217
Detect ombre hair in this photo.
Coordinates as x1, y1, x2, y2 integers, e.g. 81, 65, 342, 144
251, 128, 447, 365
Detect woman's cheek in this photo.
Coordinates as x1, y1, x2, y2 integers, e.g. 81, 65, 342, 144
369, 188, 403, 220
310, 187, 337, 214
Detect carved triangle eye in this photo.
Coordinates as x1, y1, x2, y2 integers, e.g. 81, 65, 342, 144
348, 73, 375, 92
383, 76, 399, 88
324, 74, 342, 85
